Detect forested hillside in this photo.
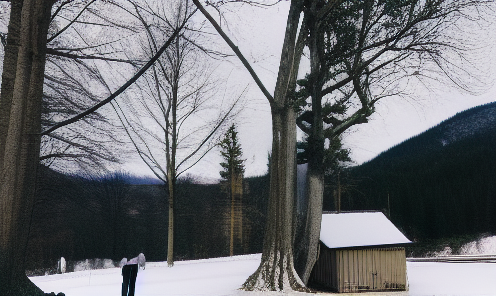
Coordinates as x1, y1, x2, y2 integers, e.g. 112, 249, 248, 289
27, 167, 269, 272
335, 102, 496, 242
28, 102, 496, 271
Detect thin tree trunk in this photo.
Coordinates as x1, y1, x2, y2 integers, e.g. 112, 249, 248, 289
167, 174, 175, 267
0, 1, 54, 294
230, 168, 234, 256
167, 46, 179, 266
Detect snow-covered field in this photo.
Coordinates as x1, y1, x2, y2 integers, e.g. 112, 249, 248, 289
30, 254, 496, 296
30, 237, 496, 296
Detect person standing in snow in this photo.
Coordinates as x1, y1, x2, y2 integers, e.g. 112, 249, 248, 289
121, 253, 145, 296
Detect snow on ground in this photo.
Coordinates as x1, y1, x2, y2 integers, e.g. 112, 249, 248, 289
30, 252, 496, 296
31, 254, 261, 296
406, 261, 496, 296
459, 236, 496, 255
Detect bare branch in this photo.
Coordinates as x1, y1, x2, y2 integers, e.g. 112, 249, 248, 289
41, 23, 188, 136
205, 0, 284, 8
176, 89, 243, 172
46, 48, 138, 65
48, 0, 96, 43
192, 0, 274, 104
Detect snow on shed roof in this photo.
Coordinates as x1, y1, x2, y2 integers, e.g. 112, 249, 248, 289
320, 212, 412, 249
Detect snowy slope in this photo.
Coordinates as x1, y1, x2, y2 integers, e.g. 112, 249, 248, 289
29, 252, 496, 296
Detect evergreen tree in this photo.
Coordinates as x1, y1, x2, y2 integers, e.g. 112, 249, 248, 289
220, 124, 245, 181
219, 124, 245, 256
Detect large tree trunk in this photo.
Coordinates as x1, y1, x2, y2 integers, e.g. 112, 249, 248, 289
243, 108, 305, 291
0, 0, 54, 295
0, 0, 23, 168
242, 0, 306, 291
193, 0, 306, 291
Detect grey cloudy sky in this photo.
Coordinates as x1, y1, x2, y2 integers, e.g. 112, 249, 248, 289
121, 2, 496, 181
1, 1, 494, 179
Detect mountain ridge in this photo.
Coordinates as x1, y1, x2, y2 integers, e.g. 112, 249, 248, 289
360, 100, 496, 167
338, 101, 496, 241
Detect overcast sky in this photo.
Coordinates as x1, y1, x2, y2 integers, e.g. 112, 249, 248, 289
119, 2, 496, 181
1, 2, 493, 180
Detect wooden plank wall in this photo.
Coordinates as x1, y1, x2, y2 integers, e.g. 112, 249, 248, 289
311, 243, 337, 290
310, 245, 407, 293
337, 247, 407, 292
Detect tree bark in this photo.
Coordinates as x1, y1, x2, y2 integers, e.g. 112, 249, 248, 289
193, 0, 306, 290
294, 4, 326, 285
0, 0, 55, 295
167, 174, 175, 267
242, 0, 306, 291
230, 168, 234, 256
243, 108, 305, 291
167, 36, 180, 267
0, 0, 23, 169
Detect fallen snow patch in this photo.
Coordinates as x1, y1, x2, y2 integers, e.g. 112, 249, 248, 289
73, 258, 116, 272
459, 235, 496, 255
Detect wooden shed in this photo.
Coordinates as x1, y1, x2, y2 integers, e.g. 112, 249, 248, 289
309, 212, 411, 293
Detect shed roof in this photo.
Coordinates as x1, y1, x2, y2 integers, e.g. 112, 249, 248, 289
320, 212, 412, 249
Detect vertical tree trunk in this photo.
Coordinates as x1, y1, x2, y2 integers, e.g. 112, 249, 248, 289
295, 5, 326, 284
236, 174, 243, 253
243, 108, 305, 291
167, 174, 175, 267
0, 0, 23, 169
242, 0, 307, 291
230, 169, 234, 256
0, 1, 54, 295
167, 40, 179, 267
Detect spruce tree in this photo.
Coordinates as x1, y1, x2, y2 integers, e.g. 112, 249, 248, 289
220, 124, 245, 180
219, 124, 245, 256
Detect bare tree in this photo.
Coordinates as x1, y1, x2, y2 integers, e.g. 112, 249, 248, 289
112, 0, 240, 267
194, 0, 308, 290
0, 1, 142, 172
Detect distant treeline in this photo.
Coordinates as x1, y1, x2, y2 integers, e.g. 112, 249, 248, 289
330, 102, 496, 244
27, 166, 269, 271
27, 104, 496, 269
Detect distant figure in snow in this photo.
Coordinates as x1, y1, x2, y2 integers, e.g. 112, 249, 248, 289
121, 254, 146, 296
57, 257, 66, 274
137, 253, 146, 270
